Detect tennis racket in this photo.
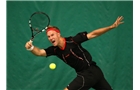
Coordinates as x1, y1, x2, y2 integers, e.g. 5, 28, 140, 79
28, 11, 50, 41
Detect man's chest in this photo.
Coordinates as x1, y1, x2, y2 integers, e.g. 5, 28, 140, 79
56, 43, 84, 63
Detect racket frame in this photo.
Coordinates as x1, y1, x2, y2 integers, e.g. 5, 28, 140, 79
28, 11, 50, 40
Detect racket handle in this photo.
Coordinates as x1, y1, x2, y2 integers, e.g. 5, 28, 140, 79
29, 39, 33, 43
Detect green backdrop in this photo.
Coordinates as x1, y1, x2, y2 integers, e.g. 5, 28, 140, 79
7, 1, 133, 90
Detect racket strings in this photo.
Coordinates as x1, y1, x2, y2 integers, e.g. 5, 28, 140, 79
31, 13, 49, 31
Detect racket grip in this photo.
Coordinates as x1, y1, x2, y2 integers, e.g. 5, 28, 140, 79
29, 40, 33, 43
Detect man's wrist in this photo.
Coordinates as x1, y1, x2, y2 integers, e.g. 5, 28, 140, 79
27, 45, 34, 51
110, 24, 115, 29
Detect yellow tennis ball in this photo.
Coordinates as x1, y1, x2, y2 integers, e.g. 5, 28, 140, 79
49, 63, 56, 70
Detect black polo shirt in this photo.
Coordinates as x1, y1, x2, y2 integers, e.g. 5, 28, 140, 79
44, 31, 96, 72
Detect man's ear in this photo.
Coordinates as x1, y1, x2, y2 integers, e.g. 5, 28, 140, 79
58, 32, 61, 37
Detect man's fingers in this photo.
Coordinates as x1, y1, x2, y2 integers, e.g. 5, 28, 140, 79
118, 16, 124, 21
120, 21, 124, 24
116, 16, 124, 24
25, 41, 33, 49
28, 42, 32, 46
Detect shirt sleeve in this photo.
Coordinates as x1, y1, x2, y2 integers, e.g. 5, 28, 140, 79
72, 31, 89, 44
44, 46, 56, 57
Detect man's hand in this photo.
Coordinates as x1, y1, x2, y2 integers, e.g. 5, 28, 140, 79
25, 40, 46, 56
25, 40, 34, 51
111, 16, 124, 28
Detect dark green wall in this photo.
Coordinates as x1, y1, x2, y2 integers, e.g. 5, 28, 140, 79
7, 1, 133, 90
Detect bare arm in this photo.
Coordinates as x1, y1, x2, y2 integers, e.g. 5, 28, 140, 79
87, 16, 124, 39
25, 41, 47, 56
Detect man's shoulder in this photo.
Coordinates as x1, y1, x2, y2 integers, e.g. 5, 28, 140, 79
65, 36, 72, 39
47, 46, 59, 49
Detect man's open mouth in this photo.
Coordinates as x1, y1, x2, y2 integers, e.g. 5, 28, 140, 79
51, 40, 55, 44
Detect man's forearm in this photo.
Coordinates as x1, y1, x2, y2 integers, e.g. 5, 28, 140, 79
87, 25, 115, 39
30, 46, 46, 56
87, 16, 124, 39
92, 25, 114, 36
30, 46, 40, 56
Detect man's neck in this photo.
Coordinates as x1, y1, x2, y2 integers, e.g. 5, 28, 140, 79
58, 37, 66, 50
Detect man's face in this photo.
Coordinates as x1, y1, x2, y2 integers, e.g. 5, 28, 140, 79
47, 30, 60, 46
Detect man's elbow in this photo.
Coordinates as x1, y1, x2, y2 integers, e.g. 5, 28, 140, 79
87, 33, 98, 39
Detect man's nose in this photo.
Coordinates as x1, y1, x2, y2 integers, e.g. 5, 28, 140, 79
49, 36, 53, 40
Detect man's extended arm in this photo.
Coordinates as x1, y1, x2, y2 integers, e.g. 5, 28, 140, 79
25, 41, 47, 56
87, 16, 124, 39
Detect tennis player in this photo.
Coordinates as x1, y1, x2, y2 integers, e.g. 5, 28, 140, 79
25, 16, 124, 90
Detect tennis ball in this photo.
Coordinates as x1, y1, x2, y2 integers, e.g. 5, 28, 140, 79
49, 63, 56, 70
